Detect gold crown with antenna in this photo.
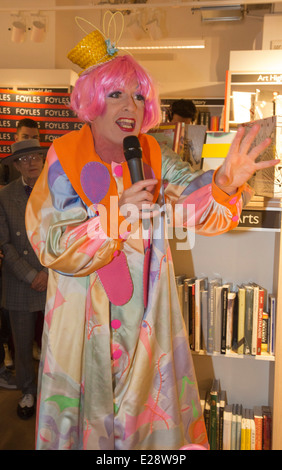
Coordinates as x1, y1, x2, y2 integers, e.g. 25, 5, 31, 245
67, 11, 124, 74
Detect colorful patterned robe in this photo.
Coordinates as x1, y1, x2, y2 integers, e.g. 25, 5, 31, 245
25, 125, 252, 450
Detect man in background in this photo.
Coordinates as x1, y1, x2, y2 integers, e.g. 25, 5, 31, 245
2, 118, 40, 185
169, 99, 197, 125
0, 139, 47, 419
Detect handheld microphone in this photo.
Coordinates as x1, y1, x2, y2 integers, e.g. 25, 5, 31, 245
123, 136, 144, 184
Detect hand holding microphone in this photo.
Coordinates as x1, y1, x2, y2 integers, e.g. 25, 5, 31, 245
120, 136, 158, 222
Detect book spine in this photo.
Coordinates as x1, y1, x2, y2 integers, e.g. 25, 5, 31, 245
189, 283, 195, 350
256, 289, 264, 355
244, 287, 253, 355
226, 292, 235, 352
269, 294, 276, 356
237, 287, 245, 355
261, 312, 269, 354
183, 280, 189, 335
194, 280, 202, 352
252, 286, 259, 355
201, 290, 208, 351
254, 413, 263, 450
209, 390, 218, 450
207, 280, 220, 353
220, 287, 229, 354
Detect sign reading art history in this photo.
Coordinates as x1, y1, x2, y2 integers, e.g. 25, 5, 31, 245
0, 88, 83, 158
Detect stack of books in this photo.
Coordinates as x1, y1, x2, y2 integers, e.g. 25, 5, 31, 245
175, 275, 276, 357
203, 379, 272, 450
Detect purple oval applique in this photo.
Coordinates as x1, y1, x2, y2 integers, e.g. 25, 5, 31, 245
80, 162, 110, 204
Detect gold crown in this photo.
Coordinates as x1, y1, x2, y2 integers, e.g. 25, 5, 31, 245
67, 12, 123, 74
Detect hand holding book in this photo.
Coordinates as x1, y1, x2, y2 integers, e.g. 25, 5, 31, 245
214, 124, 278, 195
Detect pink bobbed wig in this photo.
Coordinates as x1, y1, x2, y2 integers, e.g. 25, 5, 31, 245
70, 55, 161, 133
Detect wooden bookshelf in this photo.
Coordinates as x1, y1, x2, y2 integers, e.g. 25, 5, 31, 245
170, 196, 282, 449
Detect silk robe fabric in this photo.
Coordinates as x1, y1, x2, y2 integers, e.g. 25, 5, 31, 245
25, 125, 252, 450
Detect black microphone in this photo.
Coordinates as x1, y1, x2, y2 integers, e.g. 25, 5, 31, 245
123, 136, 144, 184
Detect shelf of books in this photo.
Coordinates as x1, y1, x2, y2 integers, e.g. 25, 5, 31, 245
149, 112, 282, 448
170, 199, 282, 450
160, 98, 224, 131
224, 70, 282, 132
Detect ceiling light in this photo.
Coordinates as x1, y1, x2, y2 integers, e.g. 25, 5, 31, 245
10, 17, 26, 43
120, 39, 205, 51
30, 19, 46, 42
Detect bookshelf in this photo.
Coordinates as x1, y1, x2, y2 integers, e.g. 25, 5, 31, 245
224, 51, 282, 132
160, 98, 224, 131
170, 196, 282, 449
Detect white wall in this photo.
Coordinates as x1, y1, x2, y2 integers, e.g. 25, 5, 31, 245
55, 7, 264, 98
0, 0, 56, 69
0, 2, 277, 99
262, 14, 282, 49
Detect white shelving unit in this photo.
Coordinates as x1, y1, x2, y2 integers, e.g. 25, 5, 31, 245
170, 196, 282, 449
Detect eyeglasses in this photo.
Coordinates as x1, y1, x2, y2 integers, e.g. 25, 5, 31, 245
16, 153, 44, 165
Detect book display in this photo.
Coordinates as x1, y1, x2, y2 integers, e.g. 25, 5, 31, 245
202, 379, 272, 450
163, 112, 282, 448
224, 71, 282, 131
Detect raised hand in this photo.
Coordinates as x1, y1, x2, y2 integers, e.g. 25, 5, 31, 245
215, 124, 278, 195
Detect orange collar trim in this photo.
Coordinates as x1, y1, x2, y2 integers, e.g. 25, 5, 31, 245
53, 124, 162, 211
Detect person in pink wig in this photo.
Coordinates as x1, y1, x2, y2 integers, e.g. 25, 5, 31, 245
25, 19, 276, 450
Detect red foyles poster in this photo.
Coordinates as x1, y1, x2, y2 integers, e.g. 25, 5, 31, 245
0, 88, 83, 158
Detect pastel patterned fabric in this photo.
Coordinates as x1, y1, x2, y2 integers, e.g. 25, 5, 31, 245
25, 125, 252, 450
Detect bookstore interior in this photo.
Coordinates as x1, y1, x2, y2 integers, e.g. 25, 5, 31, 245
1, 1, 282, 452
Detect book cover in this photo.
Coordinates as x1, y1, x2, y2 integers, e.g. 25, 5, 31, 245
231, 292, 239, 352
220, 284, 231, 354
148, 123, 177, 149
244, 285, 254, 355
218, 390, 226, 450
231, 404, 237, 450
240, 408, 246, 450
242, 115, 282, 198
194, 277, 208, 352
226, 291, 236, 353
214, 285, 224, 353
250, 409, 256, 450
237, 286, 246, 355
254, 406, 263, 450
183, 277, 196, 336
245, 409, 252, 450
251, 284, 259, 355
207, 278, 222, 354
203, 390, 211, 442
188, 280, 196, 350
256, 287, 265, 355
261, 312, 269, 354
201, 289, 208, 351
182, 124, 207, 170
268, 293, 276, 356
223, 404, 233, 450
209, 379, 220, 450
262, 406, 272, 450
236, 404, 242, 450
